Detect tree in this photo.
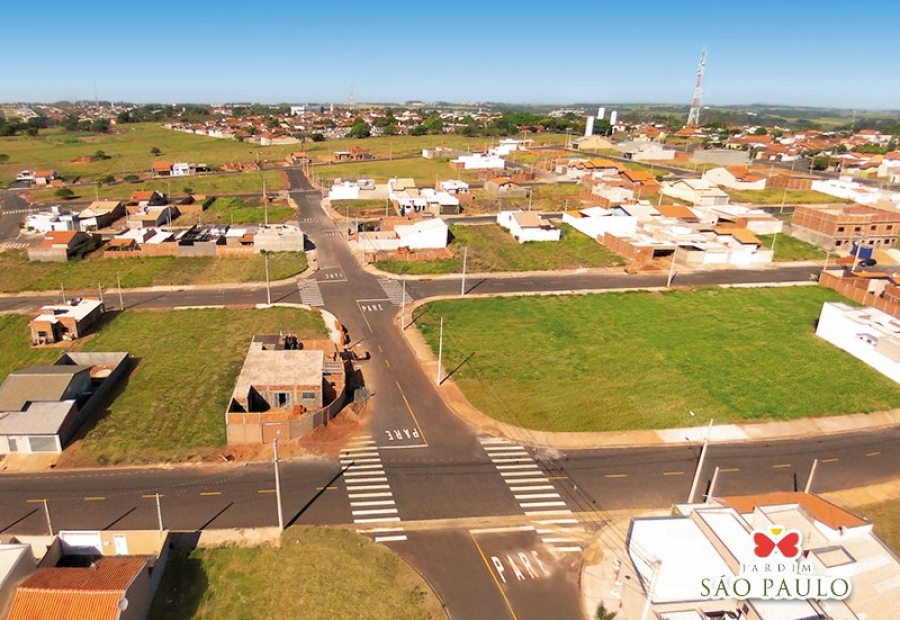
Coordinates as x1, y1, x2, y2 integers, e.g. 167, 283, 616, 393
348, 117, 371, 139
93, 150, 111, 161
310, 133, 326, 142
61, 115, 80, 131
90, 118, 111, 133
182, 187, 194, 196
150, 146, 162, 156
124, 174, 140, 183
0, 154, 8, 163
595, 603, 617, 620
409, 125, 428, 136
812, 155, 833, 171
55, 188, 75, 200
100, 174, 116, 185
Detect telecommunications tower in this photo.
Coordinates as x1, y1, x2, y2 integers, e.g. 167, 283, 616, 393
686, 49, 706, 127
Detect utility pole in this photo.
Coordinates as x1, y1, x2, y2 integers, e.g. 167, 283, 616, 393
707, 466, 721, 503
60, 283, 66, 304
273, 434, 285, 531
116, 273, 124, 310
666, 247, 678, 288
687, 418, 714, 503
264, 252, 272, 305
155, 493, 163, 531
98, 283, 103, 305
42, 499, 53, 535
437, 317, 444, 385
460, 246, 468, 296
639, 560, 662, 620
401, 277, 407, 330
804, 459, 819, 494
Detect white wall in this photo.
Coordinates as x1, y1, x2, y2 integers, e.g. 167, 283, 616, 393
328, 183, 361, 201
562, 210, 637, 240
816, 302, 900, 384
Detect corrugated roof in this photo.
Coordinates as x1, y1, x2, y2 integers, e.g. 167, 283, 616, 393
18, 556, 146, 591
0, 366, 90, 411
7, 590, 125, 620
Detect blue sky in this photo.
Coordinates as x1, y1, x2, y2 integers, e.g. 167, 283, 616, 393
4, 1, 898, 110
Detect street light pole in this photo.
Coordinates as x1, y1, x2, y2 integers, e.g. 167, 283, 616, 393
155, 493, 163, 531
460, 246, 468, 296
273, 434, 285, 531
437, 317, 444, 385
666, 247, 678, 288
687, 418, 714, 503
264, 252, 272, 305
42, 499, 53, 535
401, 277, 407, 330
116, 273, 124, 310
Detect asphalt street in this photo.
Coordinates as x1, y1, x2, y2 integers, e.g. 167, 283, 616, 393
0, 167, 894, 619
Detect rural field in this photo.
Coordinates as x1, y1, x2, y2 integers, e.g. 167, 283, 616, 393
0, 307, 327, 465
0, 249, 306, 293
148, 527, 445, 620
414, 286, 900, 432
376, 222, 625, 275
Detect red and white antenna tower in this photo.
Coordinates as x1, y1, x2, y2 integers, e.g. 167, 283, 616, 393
686, 49, 706, 127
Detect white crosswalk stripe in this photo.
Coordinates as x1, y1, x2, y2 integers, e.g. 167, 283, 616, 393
378, 279, 413, 306
297, 279, 324, 306
0, 242, 28, 252
342, 434, 407, 543
480, 435, 584, 555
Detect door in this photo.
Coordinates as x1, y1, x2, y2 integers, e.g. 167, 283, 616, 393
113, 535, 129, 555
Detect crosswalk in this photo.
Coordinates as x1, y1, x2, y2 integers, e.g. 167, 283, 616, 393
341, 435, 406, 543
0, 242, 28, 252
378, 279, 413, 306
297, 280, 324, 306
479, 436, 585, 555
0, 209, 35, 216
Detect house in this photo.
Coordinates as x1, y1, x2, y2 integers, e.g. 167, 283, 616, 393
877, 151, 900, 179
129, 191, 166, 207
358, 217, 450, 253
15, 171, 36, 184
484, 176, 529, 198
7, 557, 154, 620
420, 188, 461, 216
810, 178, 891, 204
661, 179, 730, 206
328, 180, 364, 201
78, 200, 125, 231
792, 203, 900, 251
27, 230, 96, 262
563, 206, 638, 240
450, 152, 506, 170
226, 335, 346, 444
150, 161, 172, 177
24, 206, 79, 234
0, 543, 35, 619
610, 492, 900, 620
816, 302, 900, 383
439, 180, 470, 195
617, 169, 660, 194
702, 166, 768, 190
690, 149, 751, 166
0, 352, 129, 454
570, 135, 614, 151
253, 224, 305, 253
32, 170, 59, 186
125, 205, 179, 229
497, 211, 560, 243
693, 205, 784, 235
29, 298, 104, 344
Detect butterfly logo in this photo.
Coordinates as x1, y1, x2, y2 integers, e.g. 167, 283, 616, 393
752, 527, 801, 559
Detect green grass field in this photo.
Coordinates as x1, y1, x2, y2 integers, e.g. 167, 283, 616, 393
376, 221, 625, 275
0, 249, 306, 293
0, 307, 327, 465
172, 196, 295, 226
854, 499, 900, 555
757, 233, 826, 262
312, 158, 482, 187
415, 286, 900, 432
148, 527, 445, 620
727, 188, 848, 205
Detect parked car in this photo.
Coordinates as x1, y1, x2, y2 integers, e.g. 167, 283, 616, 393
858, 258, 877, 267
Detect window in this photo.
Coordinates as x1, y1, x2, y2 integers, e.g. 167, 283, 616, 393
274, 392, 290, 407
888, 225, 894, 231
837, 226, 845, 232
872, 225, 877, 231
835, 240, 843, 246
301, 391, 316, 400
854, 227, 862, 233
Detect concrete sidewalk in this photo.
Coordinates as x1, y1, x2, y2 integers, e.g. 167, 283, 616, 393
398, 306, 900, 449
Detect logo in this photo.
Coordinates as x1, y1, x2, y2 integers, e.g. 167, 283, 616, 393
699, 526, 852, 601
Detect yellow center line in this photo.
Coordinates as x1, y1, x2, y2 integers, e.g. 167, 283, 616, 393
25, 499, 45, 504
142, 494, 163, 499
866, 451, 881, 457
772, 463, 792, 469
547, 476, 569, 480
470, 532, 519, 620
604, 474, 627, 478
822, 458, 839, 463
720, 468, 740, 473
200, 491, 222, 496
315, 486, 337, 491
357, 302, 373, 333
663, 471, 685, 476
395, 380, 428, 445
385, 358, 391, 368
83, 496, 106, 501
258, 489, 276, 494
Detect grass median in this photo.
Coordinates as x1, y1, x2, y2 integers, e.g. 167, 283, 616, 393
0, 306, 327, 465
414, 286, 900, 432
148, 527, 445, 620
0, 249, 306, 293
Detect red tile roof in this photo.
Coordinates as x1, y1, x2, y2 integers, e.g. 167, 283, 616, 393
717, 492, 867, 530
18, 557, 146, 591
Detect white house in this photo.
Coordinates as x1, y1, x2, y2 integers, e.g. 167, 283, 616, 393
692, 205, 784, 235
450, 152, 506, 170
439, 180, 469, 195
811, 177, 892, 205
661, 179, 730, 206
877, 152, 900, 179
253, 224, 305, 253
563, 206, 638, 240
328, 180, 362, 201
358, 218, 449, 253
497, 211, 560, 244
702, 166, 768, 190
591, 183, 635, 204
24, 206, 79, 234
171, 162, 192, 176
816, 302, 900, 383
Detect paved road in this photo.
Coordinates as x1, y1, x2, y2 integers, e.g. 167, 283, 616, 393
0, 190, 35, 248
0, 168, 890, 619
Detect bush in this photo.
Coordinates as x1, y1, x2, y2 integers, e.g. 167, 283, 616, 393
54, 188, 75, 200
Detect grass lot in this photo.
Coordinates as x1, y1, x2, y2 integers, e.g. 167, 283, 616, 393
312, 158, 482, 187
172, 196, 295, 226
414, 286, 900, 432
469, 183, 585, 214
0, 307, 327, 465
330, 199, 391, 219
26, 170, 288, 203
727, 188, 848, 205
0, 249, 306, 293
148, 527, 445, 620
854, 499, 900, 555
757, 233, 827, 262
375, 222, 625, 275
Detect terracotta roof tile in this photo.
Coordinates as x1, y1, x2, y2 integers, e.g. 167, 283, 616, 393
717, 492, 867, 530
7, 590, 124, 620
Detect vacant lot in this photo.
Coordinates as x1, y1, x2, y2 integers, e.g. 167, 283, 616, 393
853, 498, 900, 555
148, 527, 445, 620
172, 196, 295, 226
0, 249, 306, 293
727, 188, 848, 205
376, 222, 625, 275
0, 307, 326, 465
757, 233, 826, 262
312, 158, 483, 188
415, 286, 900, 432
